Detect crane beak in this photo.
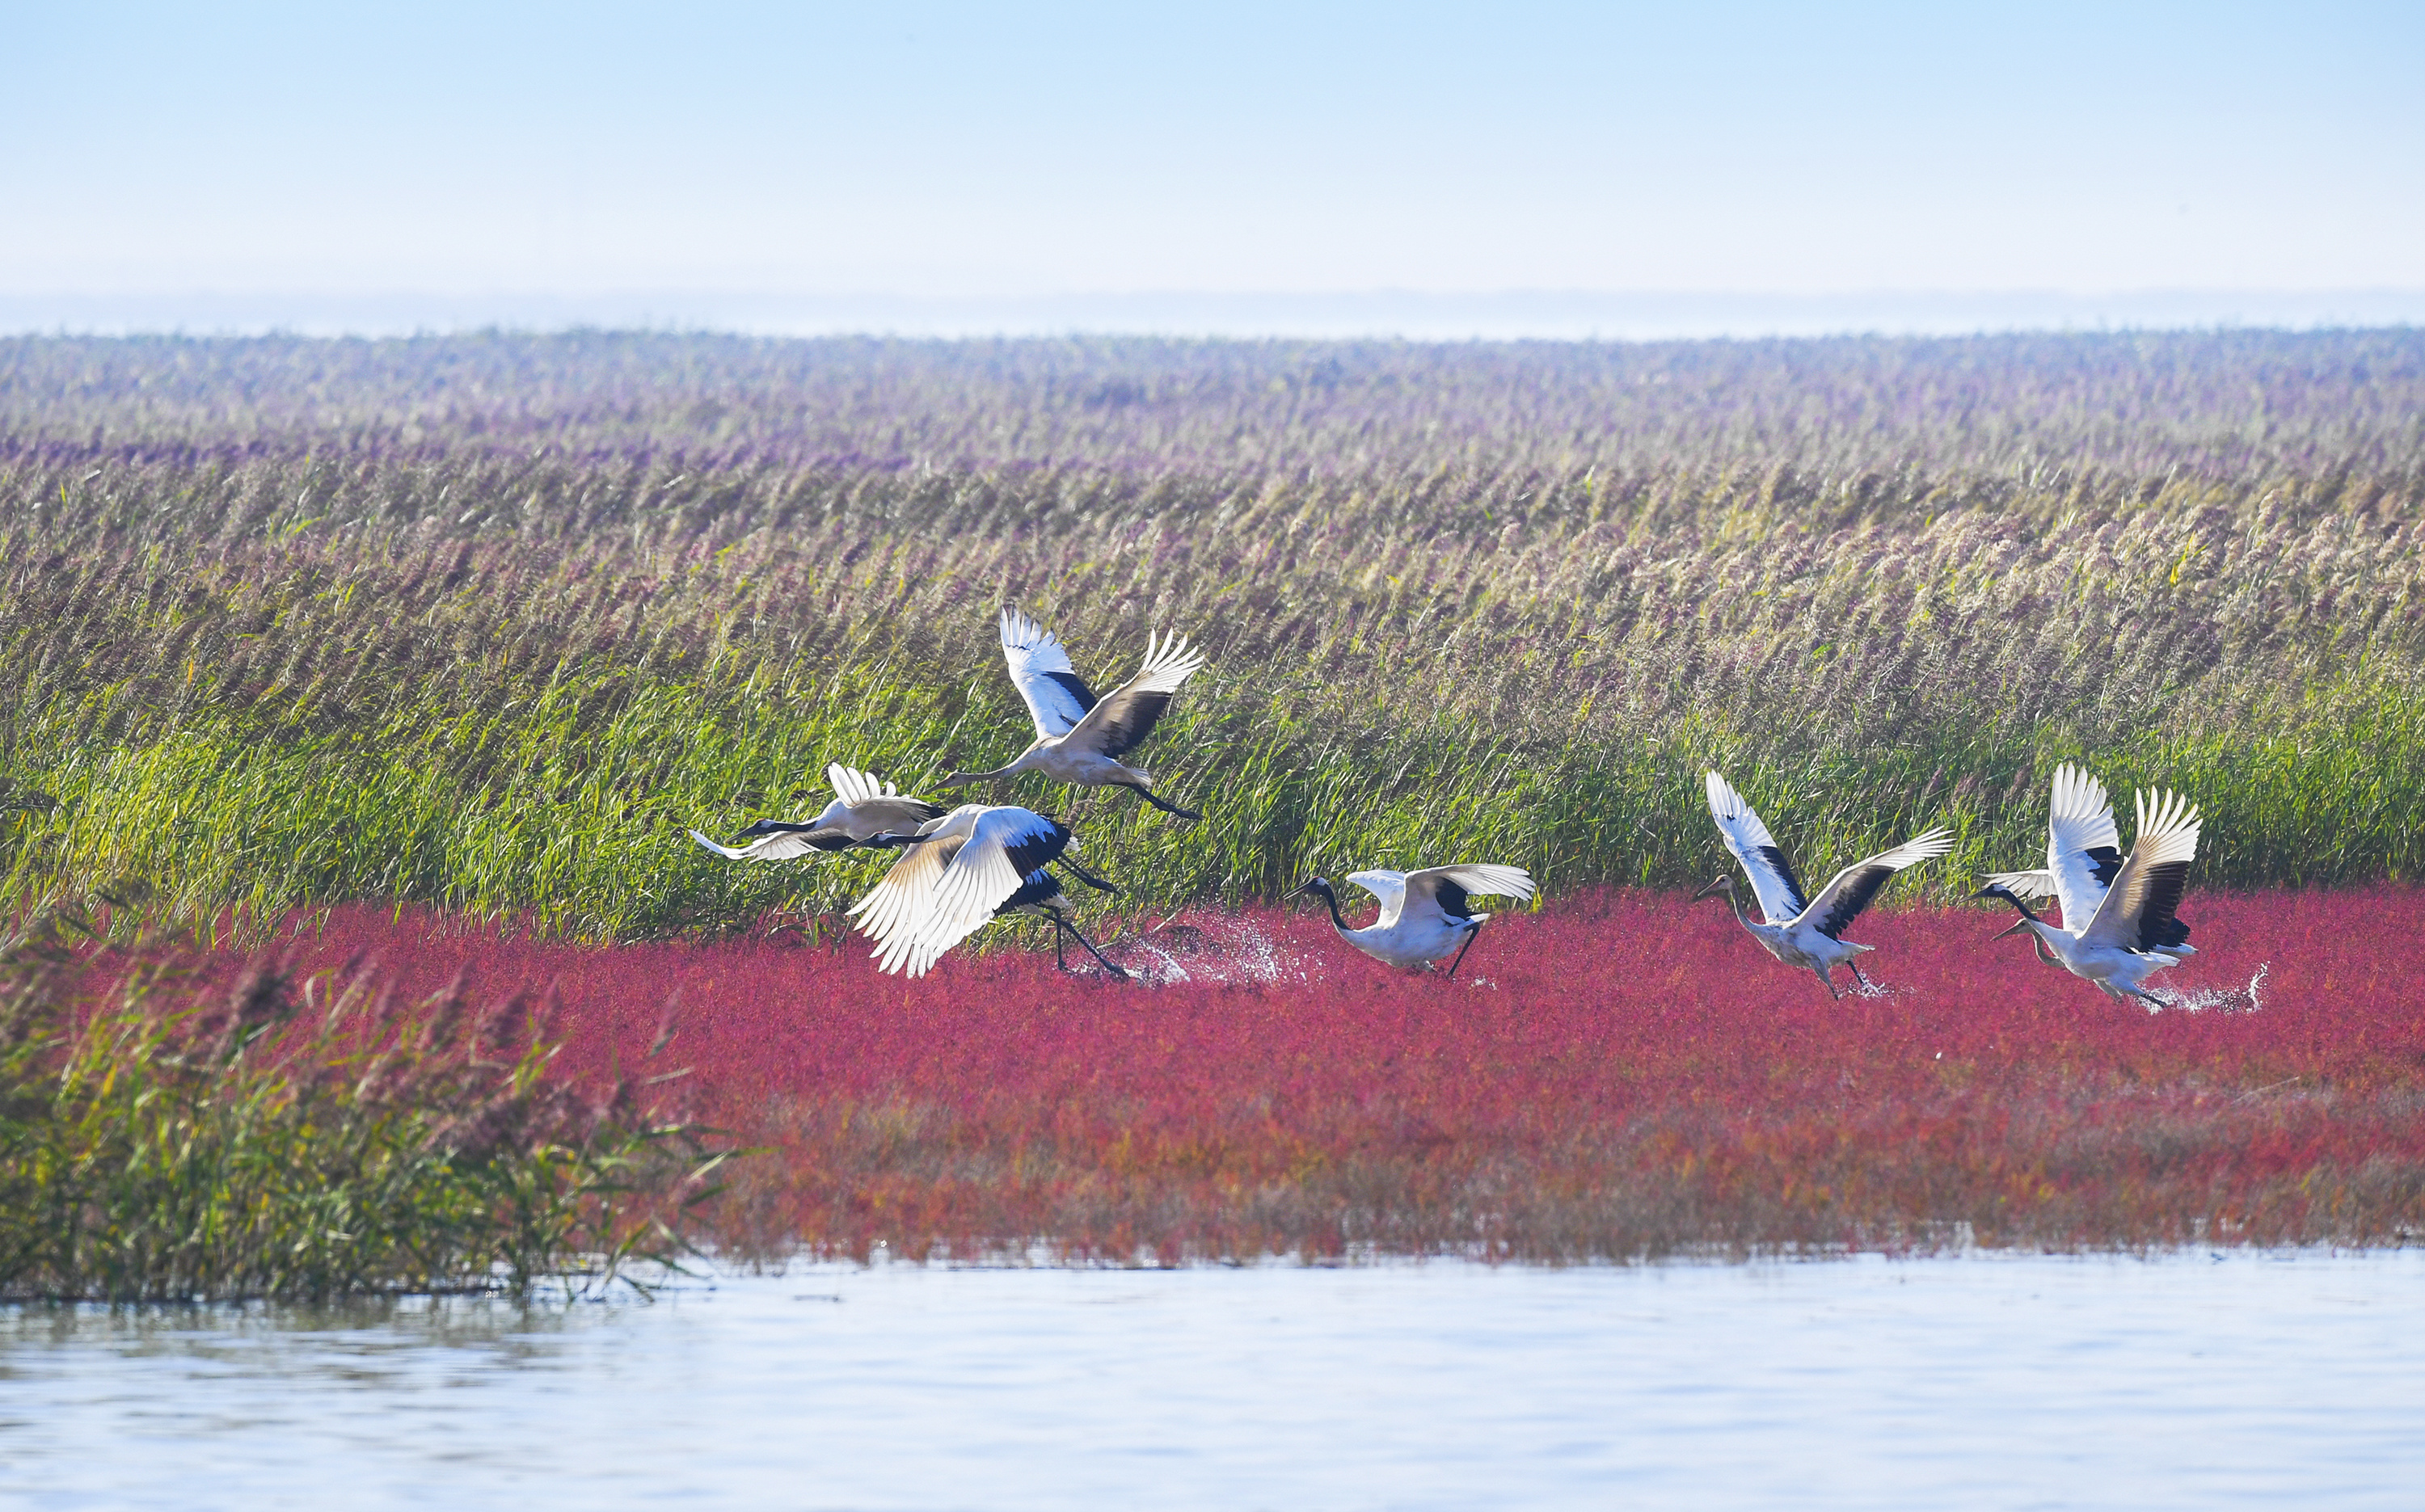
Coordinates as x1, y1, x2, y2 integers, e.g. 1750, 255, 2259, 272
1690, 878, 1727, 901
1988, 920, 2031, 941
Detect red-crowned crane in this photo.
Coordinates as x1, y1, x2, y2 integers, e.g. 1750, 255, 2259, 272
943, 608, 1206, 819
1291, 865, 1535, 977
849, 802, 1124, 979
1693, 770, 1952, 999
690, 764, 944, 861
1976, 784, 2201, 1004
1977, 762, 2197, 974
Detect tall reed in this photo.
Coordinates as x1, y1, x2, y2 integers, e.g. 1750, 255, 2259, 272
4, 333, 2422, 936
0, 887, 723, 1301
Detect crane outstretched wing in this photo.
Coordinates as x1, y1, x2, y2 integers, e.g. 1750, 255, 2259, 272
910, 807, 1073, 974
1060, 630, 1205, 760
2044, 763, 2124, 930
1000, 608, 1099, 739
1345, 870, 1410, 927
2078, 789, 2199, 954
1401, 864, 1535, 926
1798, 829, 1954, 940
689, 826, 850, 861
850, 805, 1073, 977
1981, 868, 2058, 899
1704, 772, 1808, 924
849, 809, 965, 973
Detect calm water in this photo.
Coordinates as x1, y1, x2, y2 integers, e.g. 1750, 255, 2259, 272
2, 1252, 2418, 1510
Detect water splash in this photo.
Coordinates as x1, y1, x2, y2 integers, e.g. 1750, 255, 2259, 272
2145, 962, 2269, 1015
1114, 914, 1322, 988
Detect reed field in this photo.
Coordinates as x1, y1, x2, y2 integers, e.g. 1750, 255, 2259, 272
4, 329, 2423, 1278
4, 330, 2424, 937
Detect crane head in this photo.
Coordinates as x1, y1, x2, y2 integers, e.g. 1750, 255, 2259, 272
1288, 877, 1334, 903
1689, 876, 1733, 902
1972, 882, 2043, 941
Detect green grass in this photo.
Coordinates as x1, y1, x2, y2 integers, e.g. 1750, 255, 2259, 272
0, 890, 722, 1302
4, 332, 2424, 939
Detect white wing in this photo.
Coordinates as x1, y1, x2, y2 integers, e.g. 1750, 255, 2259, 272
909, 807, 1057, 972
999, 608, 1096, 740
828, 764, 899, 807
2044, 763, 2123, 931
690, 829, 753, 861
848, 805, 1068, 977
1398, 864, 1536, 925
2079, 790, 2200, 953
1345, 869, 1410, 928
1057, 630, 1208, 760
1983, 869, 2058, 898
690, 828, 833, 862
1704, 771, 1807, 925
849, 808, 972, 974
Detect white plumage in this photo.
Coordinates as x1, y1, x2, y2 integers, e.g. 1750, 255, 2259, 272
943, 608, 1208, 819
849, 803, 1106, 978
1294, 864, 1536, 975
689, 764, 944, 861
1979, 763, 2140, 937
1696, 770, 1953, 998
1979, 782, 2202, 1004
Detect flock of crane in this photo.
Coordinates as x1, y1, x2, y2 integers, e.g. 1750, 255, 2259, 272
693, 610, 2204, 1002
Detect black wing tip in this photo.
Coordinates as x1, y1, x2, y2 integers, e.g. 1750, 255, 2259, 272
1092, 689, 1175, 759
2132, 859, 2195, 949
1813, 864, 1892, 941
1757, 844, 1810, 916
2085, 845, 2125, 888
1042, 668, 1100, 714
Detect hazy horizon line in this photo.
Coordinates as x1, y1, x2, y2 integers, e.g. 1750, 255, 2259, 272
6, 286, 2423, 343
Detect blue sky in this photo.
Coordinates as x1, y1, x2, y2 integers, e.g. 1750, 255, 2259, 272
4, 2, 2421, 328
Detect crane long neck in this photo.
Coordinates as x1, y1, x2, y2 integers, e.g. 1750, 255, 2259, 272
943, 758, 1024, 784
1315, 887, 1351, 934
1723, 882, 1757, 931
1988, 889, 2043, 924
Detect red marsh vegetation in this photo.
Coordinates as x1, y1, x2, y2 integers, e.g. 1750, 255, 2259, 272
214, 887, 2425, 1262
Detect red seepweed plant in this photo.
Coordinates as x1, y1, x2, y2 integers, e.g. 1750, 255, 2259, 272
224, 887, 2425, 1264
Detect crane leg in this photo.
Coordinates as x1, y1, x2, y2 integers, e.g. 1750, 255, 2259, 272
1052, 918, 1069, 971
1444, 924, 1481, 979
1849, 961, 1873, 991
1060, 855, 1123, 894
1059, 916, 1130, 981
1126, 784, 1204, 822
1816, 965, 1838, 1000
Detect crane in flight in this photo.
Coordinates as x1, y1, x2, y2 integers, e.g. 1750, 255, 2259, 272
943, 608, 1206, 819
1693, 770, 1952, 999
1977, 762, 2195, 971
690, 764, 944, 861
850, 802, 1124, 979
1976, 781, 2201, 1004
